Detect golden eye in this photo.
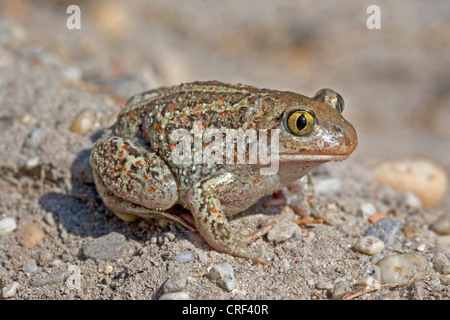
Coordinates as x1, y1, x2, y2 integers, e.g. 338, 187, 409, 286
286, 110, 315, 136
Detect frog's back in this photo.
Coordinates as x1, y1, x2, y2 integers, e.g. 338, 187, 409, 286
112, 81, 294, 140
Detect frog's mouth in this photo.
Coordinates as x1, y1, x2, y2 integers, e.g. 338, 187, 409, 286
278, 154, 350, 162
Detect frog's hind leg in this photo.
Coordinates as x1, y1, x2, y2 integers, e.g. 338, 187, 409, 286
186, 172, 273, 264
90, 136, 188, 227
92, 170, 195, 231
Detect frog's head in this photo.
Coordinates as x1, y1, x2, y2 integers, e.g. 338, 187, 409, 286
263, 88, 358, 163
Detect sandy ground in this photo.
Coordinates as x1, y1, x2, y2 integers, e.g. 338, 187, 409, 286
0, 0, 449, 300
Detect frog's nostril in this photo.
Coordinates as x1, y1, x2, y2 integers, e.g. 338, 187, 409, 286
332, 125, 344, 135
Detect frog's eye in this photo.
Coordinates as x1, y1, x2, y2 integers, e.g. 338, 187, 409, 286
313, 89, 345, 113
286, 110, 315, 136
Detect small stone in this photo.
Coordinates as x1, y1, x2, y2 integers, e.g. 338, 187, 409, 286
315, 280, 333, 291
104, 265, 113, 275
163, 273, 188, 293
66, 265, 81, 290
159, 292, 191, 300
19, 224, 45, 248
312, 177, 343, 195
432, 253, 450, 275
0, 217, 17, 235
22, 259, 38, 274
430, 214, 450, 235
368, 212, 387, 224
367, 265, 381, 281
376, 253, 435, 284
355, 236, 385, 255
357, 202, 377, 217
394, 191, 422, 210
23, 128, 48, 150
267, 220, 301, 243
370, 158, 448, 207
83, 232, 127, 261
403, 219, 421, 238
357, 276, 381, 289
364, 218, 401, 246
332, 280, 351, 300
172, 251, 195, 264
2, 282, 20, 298
208, 263, 236, 291
69, 109, 96, 135
29, 272, 65, 287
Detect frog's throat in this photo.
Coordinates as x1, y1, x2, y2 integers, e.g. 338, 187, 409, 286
278, 154, 349, 162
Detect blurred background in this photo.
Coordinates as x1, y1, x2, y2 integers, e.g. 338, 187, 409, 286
1, 0, 449, 209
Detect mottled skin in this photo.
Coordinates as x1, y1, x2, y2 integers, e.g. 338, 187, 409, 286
90, 81, 357, 263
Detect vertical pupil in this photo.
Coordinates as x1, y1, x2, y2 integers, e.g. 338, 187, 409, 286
296, 114, 307, 130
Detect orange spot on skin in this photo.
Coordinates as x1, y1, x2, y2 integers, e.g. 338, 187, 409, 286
170, 144, 175, 151
122, 144, 128, 150
143, 174, 148, 180
163, 176, 169, 183
252, 176, 261, 184
210, 206, 218, 213
217, 214, 223, 219
248, 124, 254, 129
201, 219, 206, 224
196, 112, 202, 117
136, 160, 144, 167
127, 171, 130, 177
148, 187, 155, 194
218, 97, 225, 105
118, 150, 124, 157
131, 180, 135, 184
195, 105, 202, 110
147, 158, 154, 165
369, 212, 387, 224
168, 103, 178, 111
154, 123, 163, 133
121, 167, 126, 172
128, 110, 136, 121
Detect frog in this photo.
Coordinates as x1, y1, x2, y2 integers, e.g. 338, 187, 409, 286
90, 81, 357, 263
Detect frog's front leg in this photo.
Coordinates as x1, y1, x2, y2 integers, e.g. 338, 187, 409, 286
186, 172, 273, 264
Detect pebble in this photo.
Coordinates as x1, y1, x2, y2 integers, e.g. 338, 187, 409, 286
22, 259, 38, 274
315, 280, 333, 291
357, 276, 381, 289
208, 263, 236, 291
29, 272, 65, 287
394, 191, 422, 210
311, 177, 343, 195
163, 273, 188, 294
23, 128, 48, 150
266, 220, 301, 243
430, 214, 450, 235
370, 158, 448, 207
172, 251, 195, 264
403, 219, 421, 238
355, 236, 385, 255
376, 253, 434, 284
357, 202, 377, 217
69, 109, 96, 135
83, 232, 127, 261
367, 265, 381, 281
0, 217, 17, 235
332, 280, 351, 300
364, 218, 401, 246
159, 292, 191, 300
2, 282, 20, 298
432, 253, 450, 275
19, 224, 45, 248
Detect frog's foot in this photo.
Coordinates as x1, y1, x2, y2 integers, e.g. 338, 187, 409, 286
186, 172, 272, 264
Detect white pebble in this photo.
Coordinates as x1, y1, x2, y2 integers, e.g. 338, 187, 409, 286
358, 202, 377, 217
0, 217, 17, 235
358, 276, 381, 289
163, 274, 187, 293
2, 282, 20, 298
355, 236, 385, 255
376, 253, 435, 284
208, 263, 236, 291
